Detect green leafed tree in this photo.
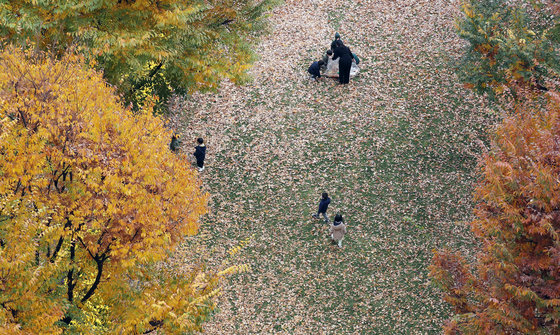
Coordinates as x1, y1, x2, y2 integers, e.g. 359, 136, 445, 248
0, 0, 274, 111
456, 0, 560, 98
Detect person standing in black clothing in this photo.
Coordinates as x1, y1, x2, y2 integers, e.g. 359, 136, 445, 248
332, 40, 353, 84
170, 134, 180, 152
312, 192, 331, 223
331, 32, 342, 51
193, 138, 206, 172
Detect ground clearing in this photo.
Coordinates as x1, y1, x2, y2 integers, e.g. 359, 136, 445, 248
175, 0, 496, 333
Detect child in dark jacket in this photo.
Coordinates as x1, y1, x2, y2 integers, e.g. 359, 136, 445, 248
312, 192, 331, 222
193, 138, 206, 172
308, 60, 325, 80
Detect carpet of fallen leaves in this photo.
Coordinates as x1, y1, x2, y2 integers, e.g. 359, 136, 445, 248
172, 0, 499, 333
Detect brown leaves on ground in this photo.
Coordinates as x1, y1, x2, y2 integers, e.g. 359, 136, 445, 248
172, 0, 498, 333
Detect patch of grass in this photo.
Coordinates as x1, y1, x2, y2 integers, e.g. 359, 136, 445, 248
180, 1, 498, 333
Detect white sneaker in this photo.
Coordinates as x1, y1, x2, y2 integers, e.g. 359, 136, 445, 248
198, 166, 204, 172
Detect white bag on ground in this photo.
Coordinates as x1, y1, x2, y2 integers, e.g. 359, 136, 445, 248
323, 58, 360, 78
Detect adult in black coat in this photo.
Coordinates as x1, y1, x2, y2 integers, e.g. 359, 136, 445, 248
332, 40, 353, 84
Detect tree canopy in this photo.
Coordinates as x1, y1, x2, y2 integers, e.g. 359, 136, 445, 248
0, 47, 217, 334
430, 94, 560, 334
0, 0, 272, 110
456, 0, 560, 98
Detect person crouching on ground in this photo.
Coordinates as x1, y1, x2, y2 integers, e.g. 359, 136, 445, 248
312, 192, 331, 222
330, 213, 347, 248
193, 137, 206, 172
308, 60, 325, 81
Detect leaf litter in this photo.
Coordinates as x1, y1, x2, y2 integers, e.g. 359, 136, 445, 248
170, 0, 498, 333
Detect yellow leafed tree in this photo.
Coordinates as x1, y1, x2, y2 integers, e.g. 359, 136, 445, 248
0, 47, 218, 334
0, 0, 274, 112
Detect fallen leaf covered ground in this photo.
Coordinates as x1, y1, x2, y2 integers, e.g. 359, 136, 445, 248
172, 0, 498, 333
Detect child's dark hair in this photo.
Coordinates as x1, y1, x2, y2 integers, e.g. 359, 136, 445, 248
318, 60, 325, 66
322, 192, 328, 199
334, 213, 343, 222
197, 137, 204, 144
327, 50, 333, 56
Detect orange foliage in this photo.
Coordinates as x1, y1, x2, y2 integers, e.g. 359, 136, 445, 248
431, 95, 560, 334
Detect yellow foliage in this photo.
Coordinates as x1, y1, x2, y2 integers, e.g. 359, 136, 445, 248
218, 264, 251, 277
227, 234, 254, 257
0, 47, 214, 333
463, 3, 474, 18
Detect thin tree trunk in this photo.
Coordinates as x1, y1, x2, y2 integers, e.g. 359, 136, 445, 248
67, 241, 76, 302
80, 255, 106, 303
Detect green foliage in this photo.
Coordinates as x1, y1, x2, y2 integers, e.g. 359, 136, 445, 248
0, 0, 275, 112
456, 0, 560, 98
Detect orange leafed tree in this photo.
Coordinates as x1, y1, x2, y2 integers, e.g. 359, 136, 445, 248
0, 47, 217, 334
430, 95, 560, 334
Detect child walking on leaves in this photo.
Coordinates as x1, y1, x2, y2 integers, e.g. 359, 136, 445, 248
330, 213, 347, 248
312, 192, 331, 223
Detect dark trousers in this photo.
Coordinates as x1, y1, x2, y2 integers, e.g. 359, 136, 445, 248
196, 159, 204, 168
308, 69, 319, 79
339, 57, 352, 84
